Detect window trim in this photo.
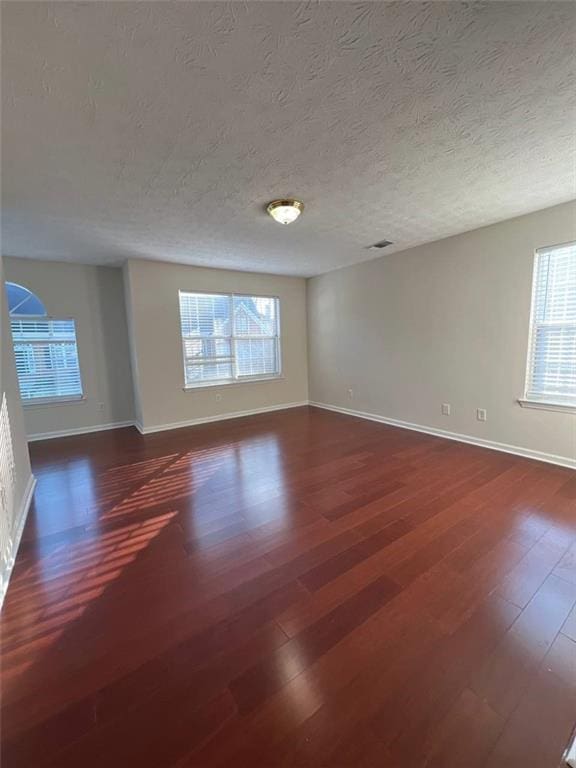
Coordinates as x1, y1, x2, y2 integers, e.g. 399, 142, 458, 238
11, 314, 85, 406
22, 395, 86, 408
178, 290, 282, 389
182, 375, 285, 393
520, 242, 576, 413
517, 397, 575, 414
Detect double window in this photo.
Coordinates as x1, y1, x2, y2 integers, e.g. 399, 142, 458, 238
6, 283, 83, 404
524, 242, 576, 408
179, 291, 281, 387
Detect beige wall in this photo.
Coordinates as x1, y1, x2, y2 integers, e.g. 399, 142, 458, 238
308, 201, 576, 466
3, 258, 134, 438
0, 256, 33, 602
4, 202, 574, 465
124, 259, 309, 431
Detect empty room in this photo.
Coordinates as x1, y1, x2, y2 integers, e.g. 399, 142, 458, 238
1, 2, 575, 767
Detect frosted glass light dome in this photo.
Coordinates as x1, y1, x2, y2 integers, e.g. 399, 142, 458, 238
267, 199, 304, 225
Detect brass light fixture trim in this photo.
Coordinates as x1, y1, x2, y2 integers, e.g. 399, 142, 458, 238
267, 199, 304, 225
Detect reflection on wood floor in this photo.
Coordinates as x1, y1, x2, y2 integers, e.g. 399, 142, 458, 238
1, 406, 575, 767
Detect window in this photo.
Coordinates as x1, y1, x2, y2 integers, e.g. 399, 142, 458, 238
179, 291, 281, 387
6, 282, 83, 404
524, 242, 576, 408
6, 282, 47, 316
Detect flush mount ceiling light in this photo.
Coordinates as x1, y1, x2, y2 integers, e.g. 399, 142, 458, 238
267, 199, 304, 225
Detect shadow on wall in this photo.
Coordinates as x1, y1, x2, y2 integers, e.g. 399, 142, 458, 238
94, 268, 136, 423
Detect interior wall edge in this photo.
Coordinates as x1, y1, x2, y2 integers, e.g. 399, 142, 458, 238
27, 420, 136, 442
25, 400, 311, 440
3, 257, 136, 437
309, 401, 576, 470
21, 399, 576, 468
135, 400, 309, 435
123, 257, 309, 428
0, 473, 36, 610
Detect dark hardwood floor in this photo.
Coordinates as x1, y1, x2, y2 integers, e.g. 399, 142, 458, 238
1, 406, 575, 767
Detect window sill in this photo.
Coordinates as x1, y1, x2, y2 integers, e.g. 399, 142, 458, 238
183, 375, 284, 392
517, 398, 576, 414
23, 396, 86, 409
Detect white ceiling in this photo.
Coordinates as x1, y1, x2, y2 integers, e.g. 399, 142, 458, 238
2, 2, 575, 277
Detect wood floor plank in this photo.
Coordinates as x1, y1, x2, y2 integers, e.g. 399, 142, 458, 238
228, 574, 400, 715
483, 632, 576, 768
554, 539, 576, 586
422, 688, 504, 768
562, 602, 576, 642
299, 518, 412, 592
470, 573, 576, 719
254, 593, 518, 768
1, 406, 574, 768
369, 593, 522, 765
495, 524, 573, 608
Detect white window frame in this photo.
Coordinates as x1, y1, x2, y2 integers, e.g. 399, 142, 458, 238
179, 290, 282, 389
519, 241, 576, 413
10, 315, 85, 406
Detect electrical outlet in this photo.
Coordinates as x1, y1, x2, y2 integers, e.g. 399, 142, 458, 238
215, 393, 222, 403
347, 388, 354, 399
97, 402, 105, 412
441, 403, 451, 416
476, 408, 487, 422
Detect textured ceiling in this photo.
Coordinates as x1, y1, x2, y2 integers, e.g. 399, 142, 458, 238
2, 1, 575, 277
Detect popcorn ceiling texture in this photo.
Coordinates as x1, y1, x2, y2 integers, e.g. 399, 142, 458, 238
2, 1, 575, 276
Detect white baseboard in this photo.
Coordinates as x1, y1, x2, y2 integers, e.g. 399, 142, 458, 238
27, 420, 135, 442
309, 401, 575, 470
135, 401, 309, 435
0, 473, 36, 610
24, 401, 574, 470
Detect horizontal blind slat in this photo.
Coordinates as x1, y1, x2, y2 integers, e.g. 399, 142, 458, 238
11, 319, 83, 401
179, 292, 280, 386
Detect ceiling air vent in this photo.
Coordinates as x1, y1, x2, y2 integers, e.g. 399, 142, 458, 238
368, 240, 393, 250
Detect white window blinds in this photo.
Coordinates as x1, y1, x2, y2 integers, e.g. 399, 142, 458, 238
11, 319, 83, 403
179, 292, 280, 387
525, 242, 576, 406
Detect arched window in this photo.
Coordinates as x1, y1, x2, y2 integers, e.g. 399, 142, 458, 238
6, 282, 47, 317
5, 282, 83, 404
